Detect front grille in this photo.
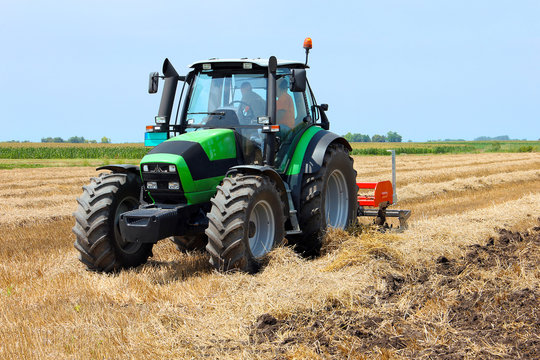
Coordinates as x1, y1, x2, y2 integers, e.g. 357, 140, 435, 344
141, 163, 186, 204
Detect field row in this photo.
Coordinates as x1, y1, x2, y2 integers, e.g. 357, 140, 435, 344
0, 153, 537, 226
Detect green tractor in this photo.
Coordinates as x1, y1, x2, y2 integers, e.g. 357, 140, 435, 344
73, 40, 358, 273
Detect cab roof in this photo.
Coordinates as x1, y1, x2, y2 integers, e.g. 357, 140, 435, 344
189, 58, 308, 70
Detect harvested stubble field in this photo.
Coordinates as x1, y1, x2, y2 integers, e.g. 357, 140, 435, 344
0, 152, 539, 359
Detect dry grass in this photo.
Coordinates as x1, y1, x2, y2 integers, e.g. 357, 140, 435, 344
0, 167, 96, 225
0, 153, 539, 359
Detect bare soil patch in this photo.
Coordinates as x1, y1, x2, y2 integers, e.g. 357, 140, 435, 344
250, 223, 540, 359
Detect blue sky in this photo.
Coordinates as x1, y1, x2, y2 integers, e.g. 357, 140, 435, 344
1, 0, 538, 142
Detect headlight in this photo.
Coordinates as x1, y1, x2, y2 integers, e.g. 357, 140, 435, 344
155, 116, 167, 124
168, 164, 176, 172
142, 165, 149, 172
168, 182, 180, 190
147, 181, 157, 189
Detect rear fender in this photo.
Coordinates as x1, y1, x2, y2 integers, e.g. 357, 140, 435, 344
303, 132, 352, 174
286, 130, 352, 210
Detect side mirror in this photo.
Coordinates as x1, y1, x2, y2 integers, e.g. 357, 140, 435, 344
289, 69, 306, 92
320, 104, 329, 130
313, 104, 330, 130
148, 72, 159, 94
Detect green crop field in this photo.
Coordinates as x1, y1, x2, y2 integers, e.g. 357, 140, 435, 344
0, 143, 147, 169
0, 142, 148, 160
349, 140, 539, 155
0, 140, 537, 169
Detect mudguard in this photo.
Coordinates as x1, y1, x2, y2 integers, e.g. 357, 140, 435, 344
302, 131, 351, 174
96, 164, 140, 175
226, 165, 289, 213
285, 128, 352, 210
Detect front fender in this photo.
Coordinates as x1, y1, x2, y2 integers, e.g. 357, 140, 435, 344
96, 164, 140, 175
226, 165, 289, 214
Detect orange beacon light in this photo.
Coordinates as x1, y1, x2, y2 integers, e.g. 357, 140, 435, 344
303, 37, 312, 50
303, 37, 312, 65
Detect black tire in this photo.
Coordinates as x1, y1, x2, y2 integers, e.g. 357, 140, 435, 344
171, 234, 207, 252
290, 143, 357, 256
72, 172, 153, 272
205, 174, 285, 273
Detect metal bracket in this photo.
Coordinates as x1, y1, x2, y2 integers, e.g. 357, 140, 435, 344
284, 183, 302, 235
357, 204, 411, 231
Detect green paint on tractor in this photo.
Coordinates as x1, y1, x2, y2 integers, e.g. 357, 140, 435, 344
139, 129, 238, 204
284, 126, 322, 175
168, 129, 237, 160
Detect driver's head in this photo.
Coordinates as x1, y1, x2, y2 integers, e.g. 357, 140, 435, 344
241, 82, 252, 96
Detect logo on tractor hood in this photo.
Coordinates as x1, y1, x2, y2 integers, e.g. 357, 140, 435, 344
153, 165, 164, 173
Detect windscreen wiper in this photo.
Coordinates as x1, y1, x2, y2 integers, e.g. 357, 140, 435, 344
187, 112, 225, 116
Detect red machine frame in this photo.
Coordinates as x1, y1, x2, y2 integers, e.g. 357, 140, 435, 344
356, 180, 410, 229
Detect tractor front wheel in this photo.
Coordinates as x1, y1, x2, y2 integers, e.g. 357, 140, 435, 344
72, 172, 153, 272
205, 174, 285, 273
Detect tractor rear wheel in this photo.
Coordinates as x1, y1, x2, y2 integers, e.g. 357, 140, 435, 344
205, 174, 285, 273
171, 235, 207, 252
290, 143, 357, 256
72, 172, 153, 272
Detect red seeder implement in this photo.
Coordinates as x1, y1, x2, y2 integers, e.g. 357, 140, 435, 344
356, 151, 411, 230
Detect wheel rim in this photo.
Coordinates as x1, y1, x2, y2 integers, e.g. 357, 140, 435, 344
325, 169, 349, 229
114, 196, 142, 254
248, 199, 275, 258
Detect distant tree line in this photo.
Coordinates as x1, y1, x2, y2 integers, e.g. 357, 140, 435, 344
41, 136, 111, 143
343, 131, 402, 143
428, 135, 531, 142
474, 135, 511, 141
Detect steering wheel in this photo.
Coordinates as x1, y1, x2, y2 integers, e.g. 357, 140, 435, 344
227, 100, 255, 123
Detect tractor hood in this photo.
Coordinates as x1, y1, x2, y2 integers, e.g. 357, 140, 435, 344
140, 129, 239, 204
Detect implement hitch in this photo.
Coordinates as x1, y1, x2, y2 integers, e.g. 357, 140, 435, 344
356, 181, 411, 230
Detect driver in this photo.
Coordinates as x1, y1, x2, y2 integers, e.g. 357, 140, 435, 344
276, 78, 295, 130
240, 82, 266, 121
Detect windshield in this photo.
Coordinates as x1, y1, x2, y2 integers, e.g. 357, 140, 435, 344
186, 72, 267, 128
183, 68, 311, 167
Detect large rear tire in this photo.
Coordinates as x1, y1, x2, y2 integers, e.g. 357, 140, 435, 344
72, 172, 153, 272
290, 143, 357, 256
205, 174, 285, 273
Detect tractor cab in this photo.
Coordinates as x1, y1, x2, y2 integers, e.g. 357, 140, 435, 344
144, 58, 327, 172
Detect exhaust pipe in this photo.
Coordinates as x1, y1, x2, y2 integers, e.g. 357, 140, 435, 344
157, 58, 180, 125
264, 56, 278, 166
